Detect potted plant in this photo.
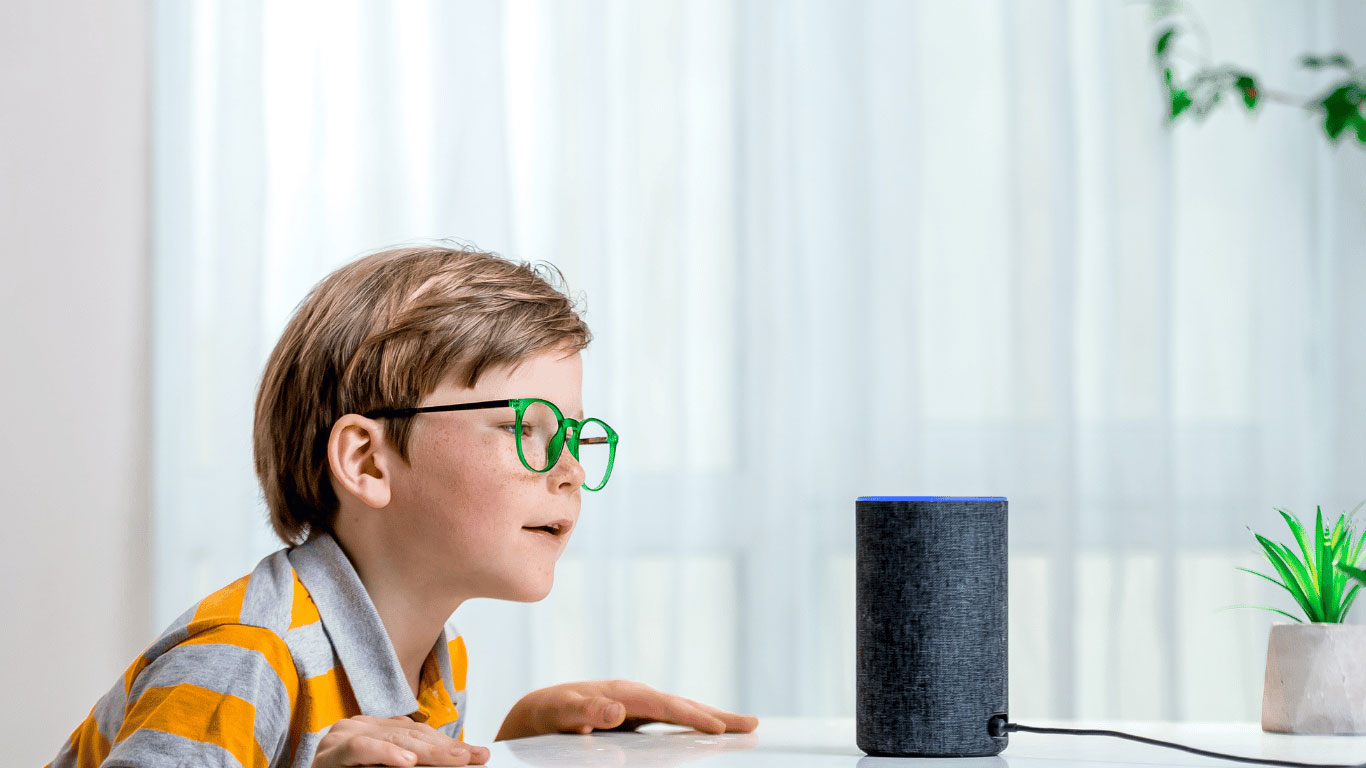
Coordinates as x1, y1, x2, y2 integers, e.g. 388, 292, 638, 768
1237, 505, 1366, 734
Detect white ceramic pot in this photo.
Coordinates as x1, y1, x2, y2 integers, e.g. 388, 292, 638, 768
1262, 622, 1366, 734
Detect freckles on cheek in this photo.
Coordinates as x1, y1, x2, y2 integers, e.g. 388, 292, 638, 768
426, 430, 502, 487
420, 431, 526, 510
460, 477, 523, 524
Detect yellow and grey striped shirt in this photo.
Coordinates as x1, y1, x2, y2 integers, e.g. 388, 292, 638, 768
48, 531, 468, 767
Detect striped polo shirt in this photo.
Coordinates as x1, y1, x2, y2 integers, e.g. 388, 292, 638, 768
48, 531, 468, 768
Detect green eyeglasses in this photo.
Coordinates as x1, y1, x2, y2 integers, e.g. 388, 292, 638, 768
362, 398, 618, 491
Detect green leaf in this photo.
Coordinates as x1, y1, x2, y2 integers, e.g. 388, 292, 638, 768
1329, 516, 1356, 621
1316, 506, 1338, 621
1341, 562, 1366, 585
1349, 522, 1366, 567
1234, 74, 1259, 110
1171, 88, 1193, 119
1325, 108, 1352, 139
1253, 532, 1318, 621
1274, 541, 1320, 619
1320, 83, 1366, 141
1330, 510, 1350, 551
1223, 604, 1304, 623
1340, 581, 1363, 620
1276, 508, 1315, 573
1270, 538, 1316, 603
1235, 566, 1288, 591
1155, 28, 1179, 57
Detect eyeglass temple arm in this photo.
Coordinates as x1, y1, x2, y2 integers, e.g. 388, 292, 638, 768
362, 399, 514, 419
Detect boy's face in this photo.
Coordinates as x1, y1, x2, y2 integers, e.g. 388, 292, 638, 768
356, 345, 586, 604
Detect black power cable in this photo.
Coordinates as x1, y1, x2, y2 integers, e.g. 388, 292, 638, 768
987, 715, 1366, 768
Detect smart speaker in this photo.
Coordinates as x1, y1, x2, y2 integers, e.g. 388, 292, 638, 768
855, 496, 1009, 757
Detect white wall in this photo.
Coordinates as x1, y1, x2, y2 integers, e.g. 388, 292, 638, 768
0, 1, 151, 764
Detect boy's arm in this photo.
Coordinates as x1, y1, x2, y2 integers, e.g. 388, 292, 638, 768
103, 624, 298, 768
495, 680, 758, 741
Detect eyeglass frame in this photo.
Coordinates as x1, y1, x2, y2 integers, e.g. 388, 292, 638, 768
360, 397, 618, 491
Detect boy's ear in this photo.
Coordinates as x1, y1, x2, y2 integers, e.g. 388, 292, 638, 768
327, 414, 393, 509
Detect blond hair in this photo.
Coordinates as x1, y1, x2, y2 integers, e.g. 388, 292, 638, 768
253, 244, 592, 545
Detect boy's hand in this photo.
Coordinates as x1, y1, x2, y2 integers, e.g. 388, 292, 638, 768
314, 715, 490, 767
495, 679, 759, 741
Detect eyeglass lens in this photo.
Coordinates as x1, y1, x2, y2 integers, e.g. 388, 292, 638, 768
518, 400, 612, 488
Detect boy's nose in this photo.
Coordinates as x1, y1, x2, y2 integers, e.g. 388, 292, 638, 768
550, 446, 587, 487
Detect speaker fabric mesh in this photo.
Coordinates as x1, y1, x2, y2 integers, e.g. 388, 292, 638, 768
856, 497, 1009, 757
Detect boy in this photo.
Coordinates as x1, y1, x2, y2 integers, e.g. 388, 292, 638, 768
49, 245, 758, 767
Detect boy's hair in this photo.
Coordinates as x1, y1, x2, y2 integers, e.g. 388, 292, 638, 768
253, 243, 592, 546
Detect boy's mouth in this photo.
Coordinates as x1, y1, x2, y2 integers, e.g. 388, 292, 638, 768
522, 519, 572, 538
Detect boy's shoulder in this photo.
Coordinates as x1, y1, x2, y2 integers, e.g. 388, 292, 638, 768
150, 534, 467, 685
148, 547, 306, 654
54, 549, 315, 768
127, 548, 308, 691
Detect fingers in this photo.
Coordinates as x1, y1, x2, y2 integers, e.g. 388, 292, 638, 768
607, 683, 758, 735
555, 681, 758, 738
318, 715, 490, 767
612, 688, 727, 735
686, 701, 760, 733
378, 716, 491, 764
555, 694, 625, 734
584, 697, 627, 729
335, 734, 421, 766
677, 701, 728, 734
381, 730, 481, 765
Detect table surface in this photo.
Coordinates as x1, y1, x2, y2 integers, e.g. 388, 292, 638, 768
460, 717, 1366, 768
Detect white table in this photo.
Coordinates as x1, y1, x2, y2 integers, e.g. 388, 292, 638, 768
480, 717, 1366, 767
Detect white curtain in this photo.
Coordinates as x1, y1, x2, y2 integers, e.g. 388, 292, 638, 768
152, 0, 1366, 743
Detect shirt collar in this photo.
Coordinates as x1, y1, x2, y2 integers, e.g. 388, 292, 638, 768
288, 530, 452, 717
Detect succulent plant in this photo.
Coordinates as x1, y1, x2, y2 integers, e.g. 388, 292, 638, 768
1235, 505, 1366, 623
